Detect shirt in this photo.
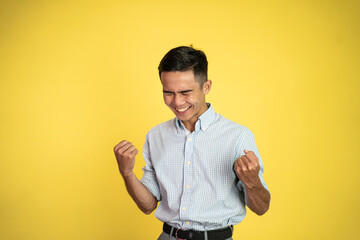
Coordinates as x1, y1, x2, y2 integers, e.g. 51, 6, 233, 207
140, 103, 269, 231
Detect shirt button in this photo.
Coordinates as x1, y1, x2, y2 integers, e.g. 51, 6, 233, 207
188, 137, 192, 142
186, 185, 190, 189
186, 161, 191, 165
182, 207, 187, 211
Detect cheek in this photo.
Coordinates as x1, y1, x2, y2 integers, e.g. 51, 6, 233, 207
187, 95, 199, 104
163, 96, 172, 105
185, 95, 195, 102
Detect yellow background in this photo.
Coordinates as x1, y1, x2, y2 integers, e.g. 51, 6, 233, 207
1, 0, 359, 239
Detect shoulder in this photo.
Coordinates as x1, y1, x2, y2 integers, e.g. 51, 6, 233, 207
213, 113, 253, 137
213, 114, 259, 155
145, 118, 176, 138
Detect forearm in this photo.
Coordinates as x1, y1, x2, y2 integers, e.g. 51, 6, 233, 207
244, 179, 270, 215
122, 172, 158, 215
114, 140, 158, 214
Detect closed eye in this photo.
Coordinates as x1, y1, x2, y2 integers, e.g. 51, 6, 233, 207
180, 90, 193, 95
163, 90, 193, 95
163, 90, 174, 95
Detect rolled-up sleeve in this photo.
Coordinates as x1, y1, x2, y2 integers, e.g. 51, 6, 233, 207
140, 133, 162, 201
234, 128, 269, 198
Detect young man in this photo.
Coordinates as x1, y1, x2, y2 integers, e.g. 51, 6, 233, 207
114, 46, 270, 240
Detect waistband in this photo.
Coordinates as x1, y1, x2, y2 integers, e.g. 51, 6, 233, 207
163, 222, 233, 240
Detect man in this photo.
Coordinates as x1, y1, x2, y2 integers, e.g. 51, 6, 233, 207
114, 46, 270, 240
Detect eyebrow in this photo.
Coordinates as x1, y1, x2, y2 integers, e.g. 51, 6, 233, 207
163, 90, 193, 94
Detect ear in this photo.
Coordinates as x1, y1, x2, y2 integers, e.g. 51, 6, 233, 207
202, 80, 212, 95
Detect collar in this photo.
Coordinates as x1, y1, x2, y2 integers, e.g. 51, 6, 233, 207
175, 103, 216, 133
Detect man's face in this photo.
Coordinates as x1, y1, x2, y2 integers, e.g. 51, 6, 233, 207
161, 70, 211, 130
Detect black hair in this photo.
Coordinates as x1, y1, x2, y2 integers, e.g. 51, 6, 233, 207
158, 46, 208, 86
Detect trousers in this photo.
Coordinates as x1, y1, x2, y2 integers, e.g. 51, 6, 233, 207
157, 230, 233, 240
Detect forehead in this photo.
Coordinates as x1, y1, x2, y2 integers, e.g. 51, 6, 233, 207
160, 71, 200, 90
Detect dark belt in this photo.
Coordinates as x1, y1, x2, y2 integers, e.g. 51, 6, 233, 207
163, 222, 233, 240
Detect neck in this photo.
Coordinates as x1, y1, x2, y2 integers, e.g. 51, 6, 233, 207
184, 121, 196, 132
183, 103, 209, 132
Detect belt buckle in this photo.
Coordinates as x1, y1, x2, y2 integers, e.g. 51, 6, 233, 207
175, 228, 185, 240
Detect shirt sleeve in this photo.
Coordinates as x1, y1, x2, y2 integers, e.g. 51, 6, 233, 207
234, 127, 269, 200
140, 132, 162, 201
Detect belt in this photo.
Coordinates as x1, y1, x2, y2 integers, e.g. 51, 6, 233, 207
163, 222, 233, 240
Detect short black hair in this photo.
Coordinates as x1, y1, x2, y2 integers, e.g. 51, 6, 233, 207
158, 46, 208, 86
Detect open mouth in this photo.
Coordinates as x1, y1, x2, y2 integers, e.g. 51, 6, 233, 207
175, 106, 191, 113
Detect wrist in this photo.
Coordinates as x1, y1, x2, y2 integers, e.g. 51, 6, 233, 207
121, 170, 135, 179
243, 177, 263, 191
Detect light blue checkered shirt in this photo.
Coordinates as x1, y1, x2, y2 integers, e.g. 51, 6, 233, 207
140, 103, 268, 231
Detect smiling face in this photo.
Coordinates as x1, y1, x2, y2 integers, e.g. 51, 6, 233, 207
161, 70, 212, 131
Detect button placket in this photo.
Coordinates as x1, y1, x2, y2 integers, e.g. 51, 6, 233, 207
179, 133, 195, 221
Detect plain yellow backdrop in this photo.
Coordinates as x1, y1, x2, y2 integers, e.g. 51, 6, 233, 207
0, 0, 359, 239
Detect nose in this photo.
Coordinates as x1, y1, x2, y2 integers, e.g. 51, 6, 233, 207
172, 93, 185, 106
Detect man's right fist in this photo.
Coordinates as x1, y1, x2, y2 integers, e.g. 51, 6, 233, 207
113, 140, 138, 177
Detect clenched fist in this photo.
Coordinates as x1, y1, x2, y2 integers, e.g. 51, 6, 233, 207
113, 140, 138, 177
234, 150, 261, 189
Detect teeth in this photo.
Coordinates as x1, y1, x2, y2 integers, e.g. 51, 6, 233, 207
176, 106, 190, 112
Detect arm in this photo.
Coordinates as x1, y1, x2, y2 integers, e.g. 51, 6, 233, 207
113, 140, 158, 214
234, 150, 270, 215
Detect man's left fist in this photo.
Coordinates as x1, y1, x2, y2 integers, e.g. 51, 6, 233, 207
234, 150, 261, 189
